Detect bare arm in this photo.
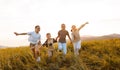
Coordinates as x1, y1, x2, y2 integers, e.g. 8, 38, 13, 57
56, 36, 59, 41
42, 40, 47, 47
68, 35, 72, 42
56, 31, 60, 41
14, 32, 27, 36
78, 22, 88, 31
53, 38, 57, 43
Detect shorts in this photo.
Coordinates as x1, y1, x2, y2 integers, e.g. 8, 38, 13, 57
73, 40, 81, 50
30, 43, 39, 51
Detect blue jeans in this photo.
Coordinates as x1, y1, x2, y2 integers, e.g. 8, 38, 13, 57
58, 42, 67, 55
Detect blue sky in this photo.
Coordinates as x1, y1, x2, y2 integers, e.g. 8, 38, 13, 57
0, 0, 120, 46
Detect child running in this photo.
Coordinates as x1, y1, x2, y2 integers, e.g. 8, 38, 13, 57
71, 22, 88, 55
14, 25, 41, 62
56, 23, 72, 55
43, 33, 57, 57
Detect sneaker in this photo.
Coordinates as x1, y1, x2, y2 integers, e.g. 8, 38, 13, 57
36, 57, 41, 62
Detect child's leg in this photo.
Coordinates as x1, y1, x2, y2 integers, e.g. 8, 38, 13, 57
76, 41, 81, 55
30, 44, 37, 59
35, 45, 39, 56
73, 43, 76, 55
48, 49, 52, 57
78, 41, 81, 50
58, 42, 62, 52
76, 49, 79, 55
36, 51, 39, 58
35, 45, 41, 62
62, 43, 67, 55
31, 48, 36, 59
73, 42, 78, 55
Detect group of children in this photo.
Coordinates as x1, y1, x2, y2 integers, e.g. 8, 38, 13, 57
14, 22, 88, 62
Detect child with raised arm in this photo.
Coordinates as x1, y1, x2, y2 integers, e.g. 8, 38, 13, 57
71, 22, 88, 55
42, 33, 57, 57
14, 25, 41, 62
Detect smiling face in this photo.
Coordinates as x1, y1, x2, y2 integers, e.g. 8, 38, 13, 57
71, 25, 76, 31
35, 25, 40, 33
61, 23, 66, 30
46, 33, 51, 39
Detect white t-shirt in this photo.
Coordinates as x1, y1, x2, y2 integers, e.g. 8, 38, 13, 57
27, 31, 41, 44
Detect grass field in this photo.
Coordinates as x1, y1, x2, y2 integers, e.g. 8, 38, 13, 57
0, 39, 120, 70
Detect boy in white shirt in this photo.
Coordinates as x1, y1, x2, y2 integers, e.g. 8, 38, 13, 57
14, 25, 41, 62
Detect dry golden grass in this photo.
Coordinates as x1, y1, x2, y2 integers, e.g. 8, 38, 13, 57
0, 38, 120, 70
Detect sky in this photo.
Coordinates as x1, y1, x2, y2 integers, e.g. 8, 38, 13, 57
0, 0, 120, 47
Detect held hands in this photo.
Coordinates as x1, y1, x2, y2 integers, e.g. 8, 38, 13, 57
70, 41, 72, 44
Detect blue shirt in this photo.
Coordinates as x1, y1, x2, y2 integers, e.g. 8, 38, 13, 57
27, 31, 41, 44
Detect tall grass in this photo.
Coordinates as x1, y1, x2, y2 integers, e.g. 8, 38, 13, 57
0, 39, 120, 70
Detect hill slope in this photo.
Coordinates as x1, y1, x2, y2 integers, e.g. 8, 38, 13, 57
81, 33, 120, 41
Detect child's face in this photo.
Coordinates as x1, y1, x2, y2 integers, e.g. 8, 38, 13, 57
35, 26, 40, 33
46, 34, 51, 39
61, 24, 66, 30
71, 25, 76, 30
